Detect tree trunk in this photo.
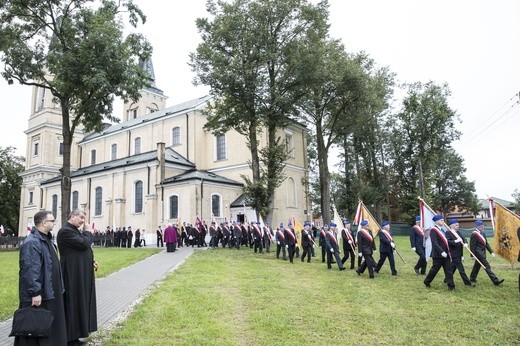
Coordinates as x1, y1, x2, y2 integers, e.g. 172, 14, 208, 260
316, 122, 331, 224
60, 102, 72, 226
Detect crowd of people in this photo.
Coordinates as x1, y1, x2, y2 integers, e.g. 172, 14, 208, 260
15, 210, 518, 345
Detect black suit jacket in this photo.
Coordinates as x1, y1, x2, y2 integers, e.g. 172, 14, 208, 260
470, 230, 493, 259
357, 228, 376, 255
446, 229, 466, 257
430, 226, 450, 258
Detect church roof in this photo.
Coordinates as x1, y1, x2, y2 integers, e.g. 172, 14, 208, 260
81, 95, 212, 142
161, 169, 243, 187
230, 193, 253, 208
41, 147, 194, 185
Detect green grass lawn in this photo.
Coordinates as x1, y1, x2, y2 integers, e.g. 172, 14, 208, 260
0, 246, 161, 321
104, 236, 519, 346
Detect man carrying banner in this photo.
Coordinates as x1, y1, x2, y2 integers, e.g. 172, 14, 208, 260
341, 220, 356, 270
410, 216, 427, 275
446, 219, 474, 287
424, 215, 455, 290
469, 220, 504, 286
375, 221, 398, 276
356, 220, 376, 278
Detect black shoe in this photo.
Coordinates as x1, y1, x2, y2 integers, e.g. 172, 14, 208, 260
415, 268, 420, 275
369, 276, 375, 279
448, 287, 456, 291
340, 267, 346, 271
392, 272, 398, 276
470, 278, 476, 283
355, 269, 361, 276
465, 283, 476, 287
494, 279, 505, 286
424, 282, 431, 288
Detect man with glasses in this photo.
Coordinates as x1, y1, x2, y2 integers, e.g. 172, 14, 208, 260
57, 209, 98, 346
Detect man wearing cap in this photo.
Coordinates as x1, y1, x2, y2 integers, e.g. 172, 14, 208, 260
233, 221, 242, 249
209, 221, 217, 248
319, 224, 328, 263
275, 223, 287, 260
284, 222, 297, 263
410, 216, 427, 275
326, 223, 346, 270
356, 220, 377, 278
262, 222, 273, 253
341, 220, 356, 269
253, 221, 264, 253
424, 215, 455, 290
375, 221, 398, 276
469, 220, 504, 286
301, 221, 314, 263
446, 219, 473, 287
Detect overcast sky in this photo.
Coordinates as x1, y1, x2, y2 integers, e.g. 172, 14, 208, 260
1, 0, 519, 201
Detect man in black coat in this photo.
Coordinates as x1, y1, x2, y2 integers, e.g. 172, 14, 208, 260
156, 226, 164, 247
319, 224, 328, 263
57, 209, 98, 345
127, 226, 133, 249
341, 220, 356, 270
446, 219, 473, 287
284, 222, 297, 263
469, 220, 504, 286
356, 220, 377, 278
233, 221, 242, 249
326, 223, 346, 270
375, 221, 398, 276
423, 214, 455, 290
17, 210, 67, 346
410, 215, 427, 275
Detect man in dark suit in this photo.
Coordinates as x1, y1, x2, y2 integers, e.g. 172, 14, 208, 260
300, 221, 314, 263
375, 221, 397, 276
319, 224, 328, 263
284, 222, 297, 263
275, 224, 287, 260
356, 220, 376, 278
446, 219, 474, 287
209, 221, 217, 247
233, 221, 242, 249
469, 220, 504, 286
341, 220, 356, 270
424, 214, 455, 290
326, 223, 346, 270
263, 222, 273, 253
410, 215, 427, 275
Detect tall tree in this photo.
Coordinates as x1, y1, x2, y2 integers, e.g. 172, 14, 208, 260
387, 81, 467, 219
0, 0, 152, 224
0, 146, 24, 235
190, 0, 329, 220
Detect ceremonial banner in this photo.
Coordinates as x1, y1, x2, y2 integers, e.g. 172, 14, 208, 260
419, 198, 435, 259
332, 205, 343, 250
292, 217, 304, 247
492, 201, 520, 266
355, 201, 380, 237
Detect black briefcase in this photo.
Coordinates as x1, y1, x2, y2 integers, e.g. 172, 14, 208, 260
9, 306, 54, 337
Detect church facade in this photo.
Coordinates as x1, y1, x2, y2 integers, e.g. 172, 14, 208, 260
18, 65, 310, 235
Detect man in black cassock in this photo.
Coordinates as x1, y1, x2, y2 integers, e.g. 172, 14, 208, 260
57, 209, 98, 346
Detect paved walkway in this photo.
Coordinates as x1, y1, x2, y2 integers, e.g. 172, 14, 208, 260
0, 245, 196, 346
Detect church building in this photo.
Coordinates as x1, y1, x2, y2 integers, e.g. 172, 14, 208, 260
18, 61, 310, 235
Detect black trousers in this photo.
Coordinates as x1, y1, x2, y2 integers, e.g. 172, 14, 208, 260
327, 249, 345, 270
254, 238, 263, 253
287, 244, 296, 263
424, 257, 454, 289
320, 245, 326, 262
276, 243, 287, 259
166, 242, 176, 252
341, 247, 355, 269
376, 251, 397, 275
301, 244, 313, 262
414, 249, 427, 274
470, 256, 499, 284
358, 254, 376, 277
451, 256, 472, 285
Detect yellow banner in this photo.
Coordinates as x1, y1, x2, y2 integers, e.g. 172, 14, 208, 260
361, 203, 380, 237
293, 217, 304, 248
494, 203, 520, 265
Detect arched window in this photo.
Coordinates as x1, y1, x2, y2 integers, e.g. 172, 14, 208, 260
215, 134, 226, 161
135, 137, 141, 154
287, 177, 296, 208
211, 194, 222, 217
135, 180, 143, 213
51, 194, 58, 218
95, 187, 102, 216
72, 191, 79, 210
169, 195, 179, 219
172, 127, 181, 146
111, 143, 117, 160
